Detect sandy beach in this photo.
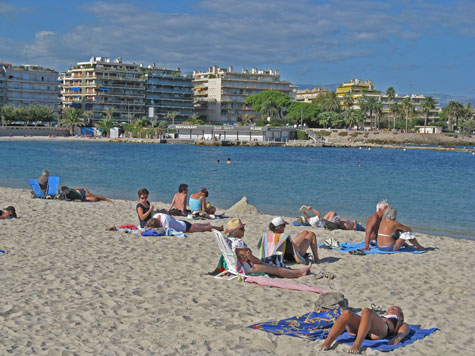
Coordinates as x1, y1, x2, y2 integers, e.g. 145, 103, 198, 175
1, 187, 474, 355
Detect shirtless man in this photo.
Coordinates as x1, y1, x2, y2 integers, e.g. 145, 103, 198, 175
168, 184, 189, 215
362, 200, 388, 251
60, 186, 112, 203
37, 169, 49, 193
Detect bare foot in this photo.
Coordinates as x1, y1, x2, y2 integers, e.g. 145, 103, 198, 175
105, 198, 113, 203
320, 339, 332, 351
348, 345, 362, 354
215, 225, 224, 231
299, 262, 312, 276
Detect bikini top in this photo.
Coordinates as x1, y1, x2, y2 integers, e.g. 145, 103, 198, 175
384, 314, 401, 335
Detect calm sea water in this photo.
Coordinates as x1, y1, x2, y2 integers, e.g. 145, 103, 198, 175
1, 141, 474, 240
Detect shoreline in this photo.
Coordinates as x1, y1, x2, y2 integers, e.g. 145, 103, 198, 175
1, 134, 475, 153
1, 185, 474, 355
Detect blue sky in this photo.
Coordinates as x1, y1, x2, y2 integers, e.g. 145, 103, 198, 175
1, 0, 474, 96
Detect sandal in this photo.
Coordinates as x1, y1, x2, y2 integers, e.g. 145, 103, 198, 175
349, 249, 365, 255
315, 271, 325, 279
324, 272, 335, 280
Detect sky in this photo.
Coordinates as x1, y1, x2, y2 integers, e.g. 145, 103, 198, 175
0, 0, 474, 96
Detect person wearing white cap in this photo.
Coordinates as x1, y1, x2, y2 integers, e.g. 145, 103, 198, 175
223, 218, 312, 278
268, 216, 320, 264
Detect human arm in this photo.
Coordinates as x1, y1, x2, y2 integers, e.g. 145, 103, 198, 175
201, 196, 206, 212
168, 194, 177, 211
393, 221, 412, 232
363, 215, 377, 251
388, 322, 410, 345
235, 248, 262, 265
137, 203, 154, 220
306, 206, 321, 217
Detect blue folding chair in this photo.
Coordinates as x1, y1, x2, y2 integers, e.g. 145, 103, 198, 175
29, 179, 46, 198
47, 176, 60, 197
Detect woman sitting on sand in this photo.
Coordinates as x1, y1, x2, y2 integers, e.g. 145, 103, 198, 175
263, 217, 320, 264
189, 188, 216, 216
136, 188, 154, 228
148, 214, 223, 233
224, 218, 311, 278
321, 306, 409, 353
377, 206, 425, 251
0, 206, 17, 219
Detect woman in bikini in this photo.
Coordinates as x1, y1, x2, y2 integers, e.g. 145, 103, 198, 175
377, 205, 425, 251
321, 306, 410, 353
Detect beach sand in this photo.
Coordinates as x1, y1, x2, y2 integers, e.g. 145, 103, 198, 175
1, 187, 474, 355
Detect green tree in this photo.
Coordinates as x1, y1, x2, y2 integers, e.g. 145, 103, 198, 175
401, 97, 414, 132
390, 102, 401, 130
321, 92, 341, 113
16, 106, 32, 125
82, 110, 94, 125
342, 92, 354, 109
374, 101, 383, 129
97, 117, 114, 137
286, 102, 321, 126
259, 101, 279, 121
343, 108, 364, 129
386, 87, 396, 104
245, 90, 290, 119
60, 108, 85, 135
30, 105, 54, 125
318, 111, 340, 128
0, 105, 17, 124
166, 111, 178, 125
158, 120, 168, 129
421, 96, 436, 129
360, 95, 379, 130
238, 113, 252, 126
445, 101, 465, 131
104, 107, 114, 121
189, 113, 200, 121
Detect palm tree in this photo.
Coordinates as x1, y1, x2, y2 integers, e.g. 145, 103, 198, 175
166, 111, 178, 125
390, 102, 401, 130
82, 110, 94, 125
260, 102, 279, 121
97, 117, 114, 137
104, 107, 114, 121
343, 108, 363, 129
189, 113, 200, 122
421, 96, 436, 130
386, 87, 396, 105
239, 113, 252, 126
374, 101, 383, 129
360, 95, 379, 130
342, 92, 354, 109
445, 101, 465, 131
401, 97, 413, 132
60, 107, 85, 135
322, 92, 341, 113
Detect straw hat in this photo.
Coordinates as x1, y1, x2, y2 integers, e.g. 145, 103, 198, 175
224, 218, 246, 234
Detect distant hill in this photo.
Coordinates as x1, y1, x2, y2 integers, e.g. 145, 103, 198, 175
296, 84, 475, 107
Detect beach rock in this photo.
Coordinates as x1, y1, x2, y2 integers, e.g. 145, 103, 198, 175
225, 196, 262, 216
314, 292, 348, 310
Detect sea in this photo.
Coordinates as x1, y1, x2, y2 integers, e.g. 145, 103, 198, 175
1, 140, 474, 240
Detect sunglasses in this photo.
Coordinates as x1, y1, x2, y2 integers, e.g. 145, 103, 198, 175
140, 195, 148, 199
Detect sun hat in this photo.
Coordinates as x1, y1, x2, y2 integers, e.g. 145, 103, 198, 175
224, 218, 246, 234
271, 217, 288, 226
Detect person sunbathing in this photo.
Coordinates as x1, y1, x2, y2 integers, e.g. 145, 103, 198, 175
60, 186, 112, 203
377, 205, 426, 251
0, 206, 17, 219
148, 214, 223, 233
321, 306, 410, 353
267, 217, 320, 264
168, 184, 189, 216
224, 218, 312, 278
299, 207, 364, 231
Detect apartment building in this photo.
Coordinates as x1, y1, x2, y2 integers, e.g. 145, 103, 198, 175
62, 57, 145, 122
381, 94, 441, 122
0, 62, 59, 112
143, 66, 193, 123
193, 65, 296, 123
295, 88, 328, 103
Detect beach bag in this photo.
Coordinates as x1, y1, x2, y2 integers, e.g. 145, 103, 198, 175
322, 219, 343, 231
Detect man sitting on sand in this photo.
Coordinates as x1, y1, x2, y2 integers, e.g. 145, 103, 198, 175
224, 218, 312, 278
362, 200, 388, 251
37, 169, 49, 193
60, 186, 112, 203
0, 206, 17, 219
168, 184, 189, 216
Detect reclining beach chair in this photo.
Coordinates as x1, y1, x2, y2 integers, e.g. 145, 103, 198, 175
46, 176, 60, 198
29, 179, 46, 198
212, 229, 245, 281
257, 232, 310, 265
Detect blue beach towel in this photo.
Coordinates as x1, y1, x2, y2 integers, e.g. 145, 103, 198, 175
293, 221, 311, 226
0, 249, 7, 254
318, 241, 426, 254
140, 228, 186, 238
249, 309, 437, 352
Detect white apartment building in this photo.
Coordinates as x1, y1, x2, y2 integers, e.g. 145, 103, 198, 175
62, 57, 145, 122
295, 88, 328, 103
0, 62, 59, 112
193, 65, 296, 123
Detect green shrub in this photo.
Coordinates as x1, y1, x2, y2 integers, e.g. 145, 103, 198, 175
296, 130, 308, 140
256, 119, 267, 127
338, 131, 348, 137
316, 130, 331, 136
350, 132, 359, 138
373, 132, 379, 135
364, 133, 369, 137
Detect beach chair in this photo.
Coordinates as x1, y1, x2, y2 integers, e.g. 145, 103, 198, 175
46, 176, 60, 198
212, 229, 245, 281
29, 179, 46, 198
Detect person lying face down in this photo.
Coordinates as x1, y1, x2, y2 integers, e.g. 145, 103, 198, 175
147, 214, 223, 233
0, 206, 17, 219
60, 186, 112, 203
224, 218, 312, 278
321, 305, 409, 353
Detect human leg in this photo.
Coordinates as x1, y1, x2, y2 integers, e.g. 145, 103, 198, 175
323, 211, 337, 221
85, 191, 112, 203
321, 310, 361, 350
250, 262, 311, 278
292, 230, 319, 263
348, 308, 388, 353
188, 223, 223, 232
408, 238, 426, 251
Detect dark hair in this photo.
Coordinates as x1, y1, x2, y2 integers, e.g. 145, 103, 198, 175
201, 188, 208, 197
60, 186, 69, 192
5, 206, 17, 218
145, 218, 159, 228
269, 222, 278, 232
137, 188, 149, 197
178, 184, 188, 193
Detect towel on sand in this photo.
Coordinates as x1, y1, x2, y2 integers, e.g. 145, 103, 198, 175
141, 228, 186, 238
318, 241, 426, 254
245, 275, 329, 294
293, 221, 310, 226
249, 309, 437, 352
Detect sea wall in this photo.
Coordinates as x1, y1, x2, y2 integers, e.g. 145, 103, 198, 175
0, 126, 69, 137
